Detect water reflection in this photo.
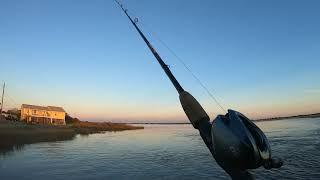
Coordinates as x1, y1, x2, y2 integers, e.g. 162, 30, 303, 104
0, 134, 77, 155
0, 143, 26, 156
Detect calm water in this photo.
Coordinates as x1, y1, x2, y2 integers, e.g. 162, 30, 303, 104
1, 118, 320, 180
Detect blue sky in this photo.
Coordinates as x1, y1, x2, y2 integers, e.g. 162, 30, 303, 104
1, 0, 319, 122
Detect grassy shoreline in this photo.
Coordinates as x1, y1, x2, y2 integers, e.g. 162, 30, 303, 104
69, 121, 144, 134
254, 113, 320, 121
0, 119, 143, 153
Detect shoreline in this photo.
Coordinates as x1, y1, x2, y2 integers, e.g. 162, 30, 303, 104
121, 114, 320, 124
0, 119, 143, 154
254, 113, 320, 122
1, 113, 319, 153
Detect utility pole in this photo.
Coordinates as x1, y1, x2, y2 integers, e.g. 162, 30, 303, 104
0, 82, 5, 120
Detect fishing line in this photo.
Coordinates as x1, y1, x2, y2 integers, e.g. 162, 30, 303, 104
116, 0, 227, 114
143, 27, 227, 114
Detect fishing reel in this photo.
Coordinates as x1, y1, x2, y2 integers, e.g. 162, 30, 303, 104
180, 91, 283, 179
210, 110, 283, 177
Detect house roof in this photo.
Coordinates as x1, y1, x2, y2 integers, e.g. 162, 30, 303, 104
47, 106, 65, 112
21, 104, 65, 112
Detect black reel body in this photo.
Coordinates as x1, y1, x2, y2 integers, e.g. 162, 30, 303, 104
211, 110, 271, 170
210, 110, 283, 176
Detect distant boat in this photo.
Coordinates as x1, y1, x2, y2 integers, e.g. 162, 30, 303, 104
115, 1, 282, 179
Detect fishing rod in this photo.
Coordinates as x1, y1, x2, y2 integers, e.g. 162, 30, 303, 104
115, 1, 283, 179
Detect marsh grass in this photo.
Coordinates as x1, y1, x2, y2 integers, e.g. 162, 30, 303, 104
70, 121, 144, 134
0, 119, 143, 154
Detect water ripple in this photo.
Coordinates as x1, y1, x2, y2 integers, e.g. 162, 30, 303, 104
1, 118, 319, 179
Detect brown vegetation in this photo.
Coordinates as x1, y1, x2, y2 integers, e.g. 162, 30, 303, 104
65, 114, 81, 124
0, 117, 143, 153
70, 121, 143, 134
255, 113, 320, 121
0, 119, 76, 153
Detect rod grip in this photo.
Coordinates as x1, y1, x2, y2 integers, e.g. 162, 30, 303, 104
179, 91, 210, 129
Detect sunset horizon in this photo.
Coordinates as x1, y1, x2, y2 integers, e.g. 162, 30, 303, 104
1, 0, 319, 122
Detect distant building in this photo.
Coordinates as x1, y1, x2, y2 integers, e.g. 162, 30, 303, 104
21, 104, 66, 125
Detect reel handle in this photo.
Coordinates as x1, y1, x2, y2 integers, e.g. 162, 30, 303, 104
263, 157, 283, 169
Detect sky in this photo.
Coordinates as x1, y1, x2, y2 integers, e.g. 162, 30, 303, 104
0, 0, 319, 122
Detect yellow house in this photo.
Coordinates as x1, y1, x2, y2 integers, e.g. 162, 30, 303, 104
21, 104, 66, 125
